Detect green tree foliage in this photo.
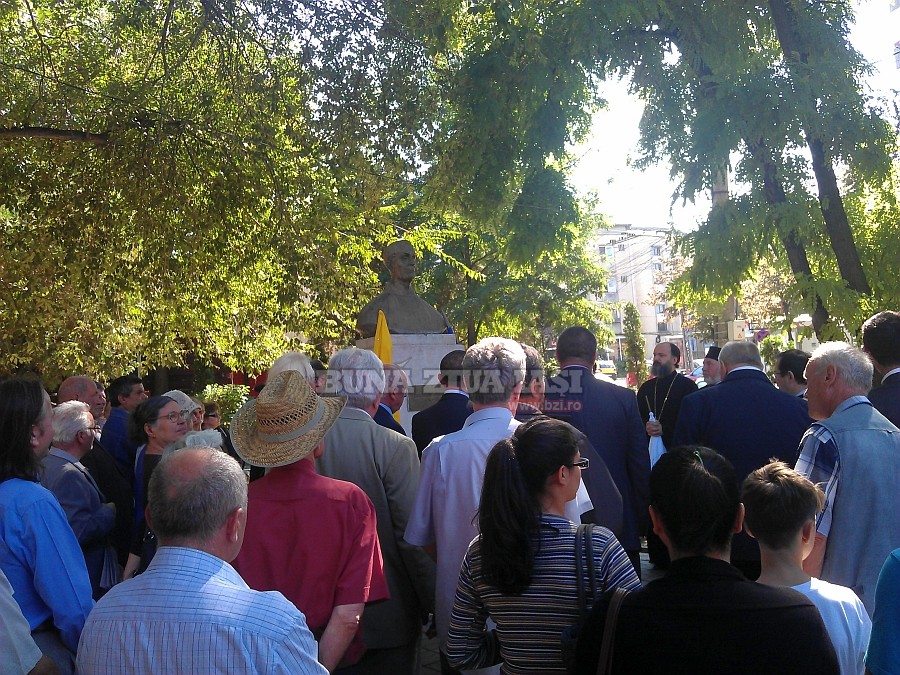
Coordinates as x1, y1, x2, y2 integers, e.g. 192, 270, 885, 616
398, 196, 612, 348
759, 334, 794, 374
3, 0, 896, 382
401, 0, 897, 338
612, 0, 896, 337
0, 0, 432, 381
622, 301, 647, 385
738, 256, 797, 333
197, 383, 249, 427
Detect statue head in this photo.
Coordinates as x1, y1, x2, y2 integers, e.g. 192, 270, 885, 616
383, 240, 417, 284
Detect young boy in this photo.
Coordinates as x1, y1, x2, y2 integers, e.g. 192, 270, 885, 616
743, 461, 871, 675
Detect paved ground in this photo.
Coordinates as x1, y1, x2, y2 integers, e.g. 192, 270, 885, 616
417, 547, 664, 673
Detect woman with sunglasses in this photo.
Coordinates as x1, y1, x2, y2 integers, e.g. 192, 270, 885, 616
122, 396, 188, 579
445, 417, 641, 674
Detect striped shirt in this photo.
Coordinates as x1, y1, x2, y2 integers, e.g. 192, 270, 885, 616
446, 514, 641, 674
76, 546, 327, 675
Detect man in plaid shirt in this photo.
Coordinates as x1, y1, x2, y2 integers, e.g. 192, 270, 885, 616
795, 342, 900, 614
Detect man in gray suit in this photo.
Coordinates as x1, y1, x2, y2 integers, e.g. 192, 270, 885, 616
41, 401, 116, 598
318, 347, 435, 674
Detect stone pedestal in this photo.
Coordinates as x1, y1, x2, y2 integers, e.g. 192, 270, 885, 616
356, 333, 464, 434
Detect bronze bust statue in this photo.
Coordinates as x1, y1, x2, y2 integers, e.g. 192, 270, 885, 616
356, 240, 450, 338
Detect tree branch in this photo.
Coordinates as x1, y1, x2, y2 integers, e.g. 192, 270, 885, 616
0, 126, 110, 144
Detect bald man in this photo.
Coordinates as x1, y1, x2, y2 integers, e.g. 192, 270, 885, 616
77, 447, 326, 674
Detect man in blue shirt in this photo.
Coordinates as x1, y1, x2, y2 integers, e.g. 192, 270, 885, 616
77, 446, 327, 674
98, 374, 147, 483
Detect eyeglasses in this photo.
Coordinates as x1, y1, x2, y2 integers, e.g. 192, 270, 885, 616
567, 458, 590, 470
158, 411, 183, 423
204, 412, 220, 419
83, 426, 101, 433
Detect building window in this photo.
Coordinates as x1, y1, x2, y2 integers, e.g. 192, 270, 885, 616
618, 243, 626, 251
657, 322, 668, 332
656, 303, 666, 314
651, 245, 662, 256
613, 310, 621, 322
619, 275, 628, 283
607, 278, 617, 293
652, 262, 663, 272
604, 245, 614, 257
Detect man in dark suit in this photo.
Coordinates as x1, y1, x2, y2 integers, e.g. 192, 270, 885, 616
862, 310, 900, 427
772, 349, 811, 398
374, 363, 408, 436
673, 340, 812, 579
516, 343, 624, 537
411, 349, 471, 455
543, 326, 649, 575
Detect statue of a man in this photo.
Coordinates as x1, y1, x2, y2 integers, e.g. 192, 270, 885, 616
356, 240, 450, 338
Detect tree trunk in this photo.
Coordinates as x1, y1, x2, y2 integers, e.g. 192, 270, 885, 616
753, 142, 830, 339
767, 0, 871, 296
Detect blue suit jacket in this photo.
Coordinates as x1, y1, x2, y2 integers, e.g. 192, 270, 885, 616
543, 366, 649, 550
99, 406, 138, 484
374, 403, 406, 436
40, 449, 116, 595
869, 372, 900, 429
411, 392, 472, 454
673, 368, 812, 562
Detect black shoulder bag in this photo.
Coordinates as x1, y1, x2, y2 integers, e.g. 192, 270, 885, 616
560, 523, 598, 673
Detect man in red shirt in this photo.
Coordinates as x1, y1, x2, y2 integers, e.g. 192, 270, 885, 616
230, 370, 389, 672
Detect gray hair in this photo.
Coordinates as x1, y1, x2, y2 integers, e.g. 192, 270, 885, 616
269, 351, 314, 383
520, 343, 544, 387
383, 364, 409, 395
52, 401, 92, 446
148, 446, 247, 545
719, 341, 763, 371
463, 338, 526, 405
808, 342, 873, 394
327, 348, 385, 409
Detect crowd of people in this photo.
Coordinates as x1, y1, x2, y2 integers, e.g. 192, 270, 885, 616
1, 310, 899, 675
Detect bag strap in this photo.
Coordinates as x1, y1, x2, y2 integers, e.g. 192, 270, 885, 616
574, 524, 586, 619
595, 587, 629, 675
583, 524, 597, 605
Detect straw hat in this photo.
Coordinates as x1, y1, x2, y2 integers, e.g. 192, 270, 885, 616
230, 370, 346, 468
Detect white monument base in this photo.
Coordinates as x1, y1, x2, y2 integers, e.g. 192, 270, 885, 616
356, 333, 464, 435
